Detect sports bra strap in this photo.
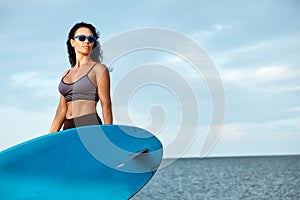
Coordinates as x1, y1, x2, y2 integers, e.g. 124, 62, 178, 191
86, 63, 97, 75
62, 63, 97, 81
62, 69, 71, 79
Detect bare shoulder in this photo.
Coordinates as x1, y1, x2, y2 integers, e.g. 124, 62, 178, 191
61, 69, 71, 77
94, 63, 108, 71
94, 63, 110, 76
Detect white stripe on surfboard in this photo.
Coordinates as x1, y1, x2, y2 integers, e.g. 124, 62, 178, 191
117, 148, 149, 168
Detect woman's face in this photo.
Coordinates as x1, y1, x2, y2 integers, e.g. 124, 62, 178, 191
71, 27, 95, 56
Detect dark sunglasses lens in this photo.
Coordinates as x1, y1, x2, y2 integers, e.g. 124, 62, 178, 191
77, 35, 86, 42
87, 36, 95, 43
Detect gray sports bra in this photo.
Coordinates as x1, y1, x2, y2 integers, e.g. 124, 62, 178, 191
58, 63, 99, 103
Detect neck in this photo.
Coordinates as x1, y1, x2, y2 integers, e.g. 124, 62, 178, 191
75, 55, 92, 68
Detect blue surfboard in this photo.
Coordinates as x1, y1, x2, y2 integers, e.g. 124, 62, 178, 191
0, 125, 163, 199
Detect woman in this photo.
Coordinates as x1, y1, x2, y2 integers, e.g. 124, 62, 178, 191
49, 22, 113, 133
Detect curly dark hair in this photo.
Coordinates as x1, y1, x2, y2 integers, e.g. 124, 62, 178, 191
66, 22, 102, 67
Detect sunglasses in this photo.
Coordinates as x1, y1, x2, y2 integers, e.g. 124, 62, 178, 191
73, 35, 97, 43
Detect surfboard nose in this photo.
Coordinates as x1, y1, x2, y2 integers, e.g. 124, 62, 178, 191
76, 125, 163, 173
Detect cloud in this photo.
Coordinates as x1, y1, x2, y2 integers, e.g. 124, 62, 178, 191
9, 71, 59, 98
0, 105, 53, 151
211, 117, 300, 156
255, 67, 287, 81
224, 66, 292, 82
288, 106, 300, 113
11, 71, 42, 87
190, 21, 238, 43
223, 65, 300, 93
0, 70, 60, 113
209, 33, 300, 68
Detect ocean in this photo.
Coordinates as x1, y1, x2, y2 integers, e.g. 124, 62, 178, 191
132, 155, 300, 200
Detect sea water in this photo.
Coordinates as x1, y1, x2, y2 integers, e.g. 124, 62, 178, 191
132, 155, 300, 200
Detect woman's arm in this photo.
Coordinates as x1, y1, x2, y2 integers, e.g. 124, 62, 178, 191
97, 65, 113, 124
48, 95, 67, 133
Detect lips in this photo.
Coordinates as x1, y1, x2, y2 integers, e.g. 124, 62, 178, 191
82, 46, 90, 50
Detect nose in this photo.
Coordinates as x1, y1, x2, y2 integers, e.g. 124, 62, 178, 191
82, 39, 91, 45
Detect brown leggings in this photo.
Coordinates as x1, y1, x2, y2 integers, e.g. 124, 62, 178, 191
63, 113, 103, 130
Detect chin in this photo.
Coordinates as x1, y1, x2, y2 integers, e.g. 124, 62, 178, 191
79, 51, 91, 56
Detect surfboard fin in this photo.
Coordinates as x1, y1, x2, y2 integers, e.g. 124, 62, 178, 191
117, 148, 149, 168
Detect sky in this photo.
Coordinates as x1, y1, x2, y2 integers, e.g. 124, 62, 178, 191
0, 0, 299, 158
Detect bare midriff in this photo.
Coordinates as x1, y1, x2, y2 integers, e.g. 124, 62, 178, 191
65, 100, 98, 119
